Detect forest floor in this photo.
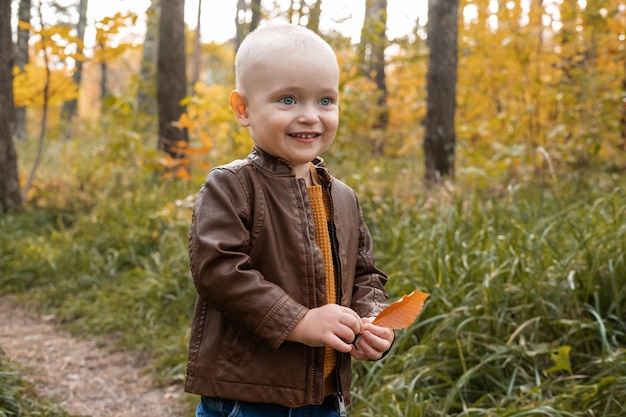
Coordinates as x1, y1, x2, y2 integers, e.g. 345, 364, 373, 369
0, 296, 186, 417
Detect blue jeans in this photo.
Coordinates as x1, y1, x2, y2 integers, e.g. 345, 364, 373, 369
196, 395, 341, 417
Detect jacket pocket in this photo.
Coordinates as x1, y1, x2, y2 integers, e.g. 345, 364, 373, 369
225, 327, 253, 366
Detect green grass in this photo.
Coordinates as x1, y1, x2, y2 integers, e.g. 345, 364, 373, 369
1, 133, 625, 416
0, 354, 73, 417
350, 178, 626, 416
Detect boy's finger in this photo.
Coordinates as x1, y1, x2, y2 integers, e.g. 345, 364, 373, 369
339, 308, 363, 334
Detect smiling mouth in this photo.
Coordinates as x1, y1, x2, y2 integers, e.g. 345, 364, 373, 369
290, 133, 319, 139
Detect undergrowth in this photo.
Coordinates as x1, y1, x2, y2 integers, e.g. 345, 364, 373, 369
0, 354, 72, 417
351, 177, 626, 416
1, 132, 625, 416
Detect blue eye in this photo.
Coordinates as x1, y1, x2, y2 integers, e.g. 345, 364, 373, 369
280, 96, 295, 105
319, 97, 331, 106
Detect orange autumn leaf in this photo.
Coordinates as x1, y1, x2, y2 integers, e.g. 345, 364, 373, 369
372, 290, 430, 329
199, 131, 213, 150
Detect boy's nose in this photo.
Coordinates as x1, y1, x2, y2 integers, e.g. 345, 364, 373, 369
297, 105, 320, 124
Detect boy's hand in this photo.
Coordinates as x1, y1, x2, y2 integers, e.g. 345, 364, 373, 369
287, 304, 363, 353
350, 317, 394, 361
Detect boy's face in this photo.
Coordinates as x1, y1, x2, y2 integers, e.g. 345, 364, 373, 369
231, 45, 339, 175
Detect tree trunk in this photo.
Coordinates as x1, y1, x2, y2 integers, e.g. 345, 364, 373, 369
100, 56, 107, 100
235, 0, 246, 49
192, 0, 202, 86
622, 59, 626, 151
15, 0, 31, 141
137, 0, 160, 117
61, 0, 88, 128
424, 0, 459, 183
359, 0, 388, 154
157, 0, 188, 156
306, 0, 323, 33
21, 2, 52, 203
235, 0, 261, 50
0, 0, 22, 212
249, 0, 261, 32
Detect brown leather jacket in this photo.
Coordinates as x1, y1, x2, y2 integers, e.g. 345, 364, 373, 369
185, 147, 389, 407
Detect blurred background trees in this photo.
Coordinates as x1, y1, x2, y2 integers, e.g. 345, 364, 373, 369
2, 0, 625, 207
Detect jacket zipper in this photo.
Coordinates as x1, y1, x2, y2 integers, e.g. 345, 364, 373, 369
325, 181, 348, 416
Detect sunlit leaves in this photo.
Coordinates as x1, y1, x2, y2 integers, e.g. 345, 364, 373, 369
93, 12, 138, 63
12, 10, 141, 128
13, 63, 77, 107
156, 83, 233, 182
453, 0, 625, 182
156, 81, 252, 182
12, 22, 82, 108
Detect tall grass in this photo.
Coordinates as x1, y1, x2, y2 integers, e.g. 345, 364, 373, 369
1, 132, 625, 416
350, 178, 626, 416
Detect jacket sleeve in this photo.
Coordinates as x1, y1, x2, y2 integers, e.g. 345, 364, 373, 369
348, 196, 390, 318
189, 167, 308, 350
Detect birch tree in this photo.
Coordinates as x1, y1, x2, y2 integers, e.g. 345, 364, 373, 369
137, 0, 160, 117
15, 0, 31, 140
61, 0, 89, 126
359, 0, 388, 154
235, 0, 262, 49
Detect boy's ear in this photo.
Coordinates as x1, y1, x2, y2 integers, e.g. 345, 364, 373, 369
230, 90, 250, 127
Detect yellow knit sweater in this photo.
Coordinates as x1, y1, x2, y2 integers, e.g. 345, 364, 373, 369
307, 165, 338, 396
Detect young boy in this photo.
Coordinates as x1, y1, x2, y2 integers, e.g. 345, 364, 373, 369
186, 23, 394, 417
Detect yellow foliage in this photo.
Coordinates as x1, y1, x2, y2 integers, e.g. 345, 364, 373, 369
17, 20, 31, 30
11, 21, 87, 111
13, 63, 77, 107
178, 113, 194, 130
93, 12, 138, 63
198, 131, 213, 151
450, 0, 626, 178
156, 79, 262, 181
159, 82, 243, 181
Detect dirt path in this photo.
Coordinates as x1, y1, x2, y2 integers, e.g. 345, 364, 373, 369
0, 296, 186, 417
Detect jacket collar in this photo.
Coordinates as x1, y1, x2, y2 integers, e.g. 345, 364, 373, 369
248, 146, 331, 183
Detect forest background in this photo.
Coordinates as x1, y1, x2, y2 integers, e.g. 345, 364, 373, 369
1, 0, 625, 416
